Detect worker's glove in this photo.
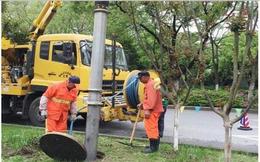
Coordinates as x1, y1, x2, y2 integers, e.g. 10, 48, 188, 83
40, 110, 47, 119
70, 114, 77, 121
137, 103, 143, 110
144, 109, 151, 119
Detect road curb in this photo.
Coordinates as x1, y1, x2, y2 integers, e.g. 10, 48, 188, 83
167, 105, 258, 114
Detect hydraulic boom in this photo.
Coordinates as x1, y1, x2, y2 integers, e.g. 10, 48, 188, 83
29, 1, 62, 40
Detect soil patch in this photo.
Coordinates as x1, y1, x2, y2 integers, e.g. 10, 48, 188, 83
11, 146, 36, 158
2, 142, 38, 158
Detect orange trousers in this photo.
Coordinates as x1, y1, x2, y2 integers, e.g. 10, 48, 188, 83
144, 111, 160, 139
45, 117, 67, 133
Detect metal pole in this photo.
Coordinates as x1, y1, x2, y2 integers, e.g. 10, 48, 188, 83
85, 1, 109, 161
112, 38, 116, 108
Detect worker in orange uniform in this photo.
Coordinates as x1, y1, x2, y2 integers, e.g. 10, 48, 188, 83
39, 76, 80, 133
142, 77, 168, 139
137, 71, 164, 153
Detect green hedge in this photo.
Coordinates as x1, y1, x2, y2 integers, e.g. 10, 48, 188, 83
179, 88, 258, 109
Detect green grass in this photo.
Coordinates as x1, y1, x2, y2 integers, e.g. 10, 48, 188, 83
2, 124, 258, 162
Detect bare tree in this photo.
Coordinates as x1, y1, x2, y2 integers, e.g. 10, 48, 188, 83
188, 2, 257, 162
116, 3, 257, 159
115, 1, 200, 151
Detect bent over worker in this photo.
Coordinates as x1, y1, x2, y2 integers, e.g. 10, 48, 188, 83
39, 76, 80, 133
137, 71, 164, 153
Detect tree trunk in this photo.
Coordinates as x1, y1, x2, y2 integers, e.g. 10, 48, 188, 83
214, 46, 219, 91
248, 62, 256, 100
210, 35, 220, 91
215, 84, 219, 91
173, 105, 180, 151
224, 120, 232, 162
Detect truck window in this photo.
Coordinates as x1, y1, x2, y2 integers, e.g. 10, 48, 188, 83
80, 40, 128, 70
80, 41, 92, 66
52, 42, 77, 65
40, 41, 50, 60
104, 45, 128, 70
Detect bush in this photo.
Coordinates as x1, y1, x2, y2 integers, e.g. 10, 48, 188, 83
179, 88, 258, 109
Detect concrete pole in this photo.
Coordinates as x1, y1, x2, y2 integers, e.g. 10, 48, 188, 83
85, 2, 109, 161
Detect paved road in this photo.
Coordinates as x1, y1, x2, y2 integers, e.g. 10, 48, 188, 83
163, 109, 258, 153
2, 109, 258, 153
73, 109, 258, 153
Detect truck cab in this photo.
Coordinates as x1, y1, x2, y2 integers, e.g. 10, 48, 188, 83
31, 34, 130, 112
2, 33, 132, 126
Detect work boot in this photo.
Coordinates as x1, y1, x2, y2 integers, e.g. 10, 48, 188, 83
157, 138, 160, 150
144, 137, 160, 149
142, 139, 158, 153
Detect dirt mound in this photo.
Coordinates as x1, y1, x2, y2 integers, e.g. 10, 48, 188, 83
2, 143, 38, 158
17, 146, 35, 156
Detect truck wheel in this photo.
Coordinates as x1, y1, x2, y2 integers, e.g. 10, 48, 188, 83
2, 95, 12, 114
29, 97, 45, 127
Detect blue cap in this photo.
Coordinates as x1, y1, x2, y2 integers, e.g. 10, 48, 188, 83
138, 71, 150, 78
69, 76, 80, 84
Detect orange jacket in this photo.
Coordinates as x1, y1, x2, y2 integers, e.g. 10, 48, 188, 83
43, 81, 77, 121
143, 79, 164, 113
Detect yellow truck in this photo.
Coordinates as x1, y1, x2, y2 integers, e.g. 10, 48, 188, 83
1, 1, 140, 127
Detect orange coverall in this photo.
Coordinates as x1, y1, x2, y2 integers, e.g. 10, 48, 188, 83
42, 81, 77, 133
142, 79, 164, 139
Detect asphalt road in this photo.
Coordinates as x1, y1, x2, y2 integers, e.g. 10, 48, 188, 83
163, 109, 258, 154
2, 109, 258, 153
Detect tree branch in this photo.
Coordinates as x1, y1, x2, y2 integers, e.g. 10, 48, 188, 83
140, 24, 160, 44
226, 2, 245, 114
230, 94, 257, 125
129, 2, 159, 72
202, 87, 225, 118
114, 2, 127, 14
209, 2, 237, 31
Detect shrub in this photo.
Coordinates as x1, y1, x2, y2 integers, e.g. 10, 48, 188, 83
178, 88, 258, 109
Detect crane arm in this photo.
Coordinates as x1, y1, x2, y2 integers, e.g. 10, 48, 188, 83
29, 1, 62, 40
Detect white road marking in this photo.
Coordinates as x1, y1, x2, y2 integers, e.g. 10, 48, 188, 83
233, 135, 258, 141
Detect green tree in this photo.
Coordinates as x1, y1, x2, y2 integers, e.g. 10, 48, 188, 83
1, 1, 139, 70
1, 2, 95, 42
107, 3, 147, 71
115, 1, 211, 151
1, 1, 33, 43
211, 31, 258, 87
116, 1, 239, 153
46, 1, 94, 34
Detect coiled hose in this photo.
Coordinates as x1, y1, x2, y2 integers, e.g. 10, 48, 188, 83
125, 73, 140, 108
69, 73, 142, 135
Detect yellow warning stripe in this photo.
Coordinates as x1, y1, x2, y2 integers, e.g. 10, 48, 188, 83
51, 97, 70, 105
153, 82, 161, 90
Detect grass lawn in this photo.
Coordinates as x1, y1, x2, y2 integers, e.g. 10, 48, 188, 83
1, 124, 258, 162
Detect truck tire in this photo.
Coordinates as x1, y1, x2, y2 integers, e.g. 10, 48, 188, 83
29, 97, 45, 127
2, 95, 12, 114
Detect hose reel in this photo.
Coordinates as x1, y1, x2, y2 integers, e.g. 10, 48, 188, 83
123, 70, 160, 109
